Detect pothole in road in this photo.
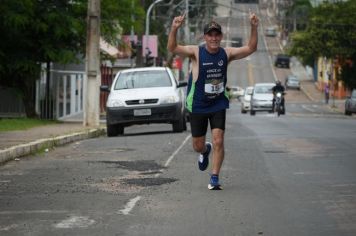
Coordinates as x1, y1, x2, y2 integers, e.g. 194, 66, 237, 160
91, 160, 176, 193
264, 150, 288, 154
91, 160, 164, 172
123, 177, 177, 187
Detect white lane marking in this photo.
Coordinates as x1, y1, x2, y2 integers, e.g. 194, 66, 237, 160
54, 216, 95, 229
0, 224, 18, 231
164, 134, 191, 168
302, 104, 316, 112
259, 7, 281, 82
118, 135, 190, 216
118, 196, 142, 215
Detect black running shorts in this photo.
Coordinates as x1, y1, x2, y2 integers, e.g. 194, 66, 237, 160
189, 109, 226, 137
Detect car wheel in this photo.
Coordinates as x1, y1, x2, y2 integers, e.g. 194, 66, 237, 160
172, 115, 185, 132
345, 109, 352, 116
250, 110, 256, 116
107, 124, 118, 137
241, 108, 247, 114
117, 125, 124, 135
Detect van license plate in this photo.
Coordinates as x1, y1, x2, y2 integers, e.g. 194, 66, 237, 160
134, 109, 151, 116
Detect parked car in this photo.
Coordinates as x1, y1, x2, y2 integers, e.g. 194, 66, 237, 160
265, 26, 277, 37
241, 86, 254, 113
345, 89, 356, 116
250, 83, 275, 115
100, 67, 187, 136
274, 54, 290, 68
229, 86, 244, 99
285, 75, 300, 90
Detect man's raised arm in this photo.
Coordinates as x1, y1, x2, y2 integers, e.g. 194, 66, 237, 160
167, 13, 195, 57
227, 10, 259, 61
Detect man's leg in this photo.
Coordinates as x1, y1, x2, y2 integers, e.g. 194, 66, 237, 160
207, 110, 226, 190
192, 136, 206, 153
211, 128, 224, 175
189, 112, 212, 171
189, 112, 209, 153
209, 110, 226, 175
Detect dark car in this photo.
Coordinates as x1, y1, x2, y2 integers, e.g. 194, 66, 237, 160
265, 27, 277, 37
231, 37, 243, 47
274, 54, 290, 68
345, 89, 356, 116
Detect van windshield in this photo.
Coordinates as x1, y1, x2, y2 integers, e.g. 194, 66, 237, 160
115, 70, 172, 90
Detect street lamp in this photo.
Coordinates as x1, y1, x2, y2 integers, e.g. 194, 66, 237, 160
145, 0, 163, 37
145, 0, 164, 61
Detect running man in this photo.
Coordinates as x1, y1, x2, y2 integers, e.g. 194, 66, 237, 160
167, 11, 259, 190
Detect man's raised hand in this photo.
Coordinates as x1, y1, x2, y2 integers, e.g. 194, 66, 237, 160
249, 9, 259, 27
172, 13, 186, 29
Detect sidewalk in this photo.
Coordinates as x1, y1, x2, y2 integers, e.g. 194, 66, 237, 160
0, 114, 106, 165
290, 57, 345, 114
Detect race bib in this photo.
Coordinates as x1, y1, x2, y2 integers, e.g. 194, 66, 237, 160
204, 67, 225, 99
205, 82, 224, 94
204, 79, 224, 99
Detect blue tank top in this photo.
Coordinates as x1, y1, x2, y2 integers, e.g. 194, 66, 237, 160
186, 46, 229, 113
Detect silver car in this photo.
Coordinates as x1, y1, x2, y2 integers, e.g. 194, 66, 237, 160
285, 75, 300, 90
241, 86, 254, 113
345, 89, 356, 116
250, 83, 275, 115
229, 86, 244, 99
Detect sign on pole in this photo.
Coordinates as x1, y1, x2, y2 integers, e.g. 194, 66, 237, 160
142, 35, 158, 57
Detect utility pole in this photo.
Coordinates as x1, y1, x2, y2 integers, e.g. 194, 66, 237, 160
184, 0, 189, 43
182, 0, 189, 80
130, 0, 135, 68
84, 0, 101, 127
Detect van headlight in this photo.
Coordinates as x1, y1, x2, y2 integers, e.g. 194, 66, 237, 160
161, 95, 179, 104
107, 99, 125, 107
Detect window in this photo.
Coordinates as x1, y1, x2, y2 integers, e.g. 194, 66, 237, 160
115, 70, 172, 90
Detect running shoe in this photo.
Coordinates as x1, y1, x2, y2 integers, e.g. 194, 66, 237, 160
198, 142, 212, 171
208, 174, 223, 190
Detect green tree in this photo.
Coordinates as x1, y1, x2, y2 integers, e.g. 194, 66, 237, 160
288, 0, 356, 88
0, 0, 144, 117
286, 0, 312, 31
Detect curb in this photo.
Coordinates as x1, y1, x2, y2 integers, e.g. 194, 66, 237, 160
0, 128, 106, 165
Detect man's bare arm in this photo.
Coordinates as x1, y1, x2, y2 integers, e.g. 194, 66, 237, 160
167, 13, 196, 58
227, 10, 259, 61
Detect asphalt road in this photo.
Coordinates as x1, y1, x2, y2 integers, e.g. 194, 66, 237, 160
1, 101, 356, 236
1, 3, 356, 236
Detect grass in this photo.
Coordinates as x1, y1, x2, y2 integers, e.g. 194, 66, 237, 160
0, 118, 58, 132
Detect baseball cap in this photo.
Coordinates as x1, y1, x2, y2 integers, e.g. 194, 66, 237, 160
203, 21, 222, 35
